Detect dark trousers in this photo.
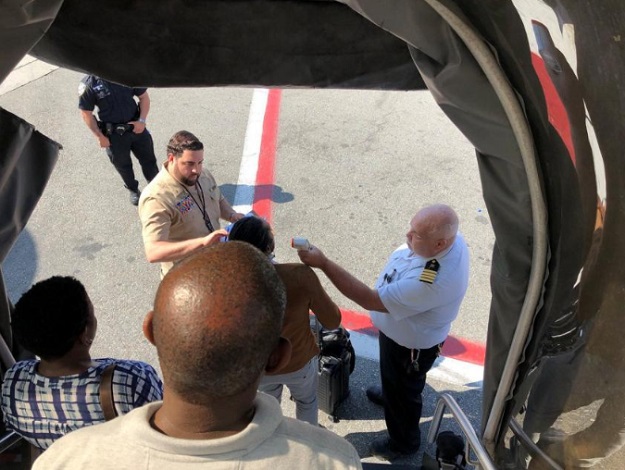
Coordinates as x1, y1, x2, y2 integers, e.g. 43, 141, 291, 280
379, 331, 442, 451
105, 129, 158, 191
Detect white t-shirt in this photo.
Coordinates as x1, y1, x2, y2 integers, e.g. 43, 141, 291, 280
371, 234, 470, 349
34, 393, 362, 470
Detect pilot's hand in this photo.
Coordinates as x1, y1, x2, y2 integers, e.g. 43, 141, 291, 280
297, 245, 328, 269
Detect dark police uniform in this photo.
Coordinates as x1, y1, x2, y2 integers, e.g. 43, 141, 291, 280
78, 75, 158, 192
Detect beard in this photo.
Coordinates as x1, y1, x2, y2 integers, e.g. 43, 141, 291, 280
179, 174, 199, 186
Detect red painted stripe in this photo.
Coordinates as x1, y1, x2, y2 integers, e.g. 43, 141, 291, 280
530, 52, 576, 166
340, 308, 486, 366
340, 308, 379, 336
440, 335, 486, 366
252, 89, 282, 223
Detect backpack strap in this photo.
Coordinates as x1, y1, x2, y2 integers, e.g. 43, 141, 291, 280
99, 363, 118, 421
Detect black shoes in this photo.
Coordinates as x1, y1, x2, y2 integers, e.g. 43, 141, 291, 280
370, 436, 418, 461
129, 188, 141, 206
366, 385, 385, 407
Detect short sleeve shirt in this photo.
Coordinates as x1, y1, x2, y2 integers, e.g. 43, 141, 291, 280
1, 358, 163, 450
78, 75, 146, 123
138, 163, 223, 274
370, 234, 470, 349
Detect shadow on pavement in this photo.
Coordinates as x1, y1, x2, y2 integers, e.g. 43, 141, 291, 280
220, 183, 294, 205
3, 229, 37, 302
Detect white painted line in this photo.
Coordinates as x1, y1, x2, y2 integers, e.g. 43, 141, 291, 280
350, 331, 379, 361
350, 331, 483, 388
429, 356, 484, 388
233, 88, 269, 213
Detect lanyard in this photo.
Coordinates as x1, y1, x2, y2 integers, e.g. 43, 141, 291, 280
181, 180, 214, 233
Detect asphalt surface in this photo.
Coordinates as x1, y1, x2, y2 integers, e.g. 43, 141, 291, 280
1, 64, 493, 466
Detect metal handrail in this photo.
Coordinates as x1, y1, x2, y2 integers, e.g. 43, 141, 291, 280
509, 418, 563, 470
428, 393, 496, 470
421, 0, 549, 455
0, 430, 23, 454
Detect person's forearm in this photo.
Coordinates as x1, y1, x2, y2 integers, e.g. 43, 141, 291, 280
219, 197, 237, 222
319, 258, 384, 312
309, 273, 342, 329
144, 238, 206, 263
80, 110, 104, 138
137, 93, 150, 121
313, 303, 341, 330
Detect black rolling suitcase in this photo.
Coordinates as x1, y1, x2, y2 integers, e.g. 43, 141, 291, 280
316, 324, 356, 422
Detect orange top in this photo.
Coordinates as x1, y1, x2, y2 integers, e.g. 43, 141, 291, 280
273, 263, 341, 374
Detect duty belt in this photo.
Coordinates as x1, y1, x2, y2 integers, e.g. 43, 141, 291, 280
100, 122, 134, 136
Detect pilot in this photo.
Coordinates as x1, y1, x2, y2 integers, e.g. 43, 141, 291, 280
298, 204, 469, 461
78, 75, 159, 206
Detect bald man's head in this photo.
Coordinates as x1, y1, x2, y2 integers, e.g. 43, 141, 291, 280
417, 204, 459, 239
150, 242, 286, 403
406, 204, 459, 258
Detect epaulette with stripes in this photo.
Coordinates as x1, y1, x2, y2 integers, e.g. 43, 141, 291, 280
419, 259, 440, 284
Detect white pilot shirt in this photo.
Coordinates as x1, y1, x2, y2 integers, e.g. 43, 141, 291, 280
370, 233, 470, 349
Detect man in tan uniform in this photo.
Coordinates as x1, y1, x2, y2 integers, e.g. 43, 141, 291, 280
138, 130, 244, 275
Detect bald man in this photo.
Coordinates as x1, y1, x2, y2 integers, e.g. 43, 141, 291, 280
299, 204, 470, 461
34, 243, 362, 469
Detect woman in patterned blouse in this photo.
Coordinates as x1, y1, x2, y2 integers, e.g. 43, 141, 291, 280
1, 276, 163, 449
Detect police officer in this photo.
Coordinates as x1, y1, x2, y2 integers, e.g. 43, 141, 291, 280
298, 204, 470, 461
79, 75, 159, 205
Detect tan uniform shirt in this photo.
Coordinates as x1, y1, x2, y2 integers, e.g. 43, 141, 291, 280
274, 264, 341, 374
138, 162, 223, 275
